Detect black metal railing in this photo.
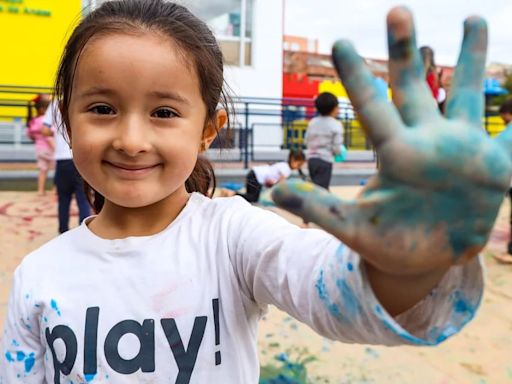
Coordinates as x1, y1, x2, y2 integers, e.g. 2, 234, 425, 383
0, 85, 506, 168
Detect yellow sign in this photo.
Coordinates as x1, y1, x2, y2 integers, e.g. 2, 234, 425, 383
0, 0, 81, 88
0, 0, 81, 121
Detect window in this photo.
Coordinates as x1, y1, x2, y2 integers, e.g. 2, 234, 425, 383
190, 0, 253, 67
88, 0, 254, 67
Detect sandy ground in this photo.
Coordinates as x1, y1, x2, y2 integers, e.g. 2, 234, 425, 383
0, 188, 511, 383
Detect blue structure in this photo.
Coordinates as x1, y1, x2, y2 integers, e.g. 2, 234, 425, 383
484, 77, 508, 132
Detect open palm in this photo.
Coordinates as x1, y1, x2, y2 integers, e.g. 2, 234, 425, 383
273, 8, 512, 276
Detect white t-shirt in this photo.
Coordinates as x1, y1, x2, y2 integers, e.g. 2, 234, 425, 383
0, 193, 483, 383
252, 162, 292, 185
42, 101, 72, 161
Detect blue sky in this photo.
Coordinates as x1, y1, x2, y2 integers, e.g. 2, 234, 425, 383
285, 0, 511, 65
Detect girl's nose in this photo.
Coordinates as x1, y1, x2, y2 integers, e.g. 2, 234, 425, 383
112, 115, 151, 156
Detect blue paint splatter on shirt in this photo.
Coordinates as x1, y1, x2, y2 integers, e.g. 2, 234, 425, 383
85, 373, 96, 382
452, 290, 475, 315
5, 352, 15, 363
336, 278, 361, 318
50, 299, 61, 316
24, 353, 35, 373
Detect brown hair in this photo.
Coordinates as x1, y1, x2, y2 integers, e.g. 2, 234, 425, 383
419, 45, 436, 74
54, 0, 231, 212
287, 148, 305, 164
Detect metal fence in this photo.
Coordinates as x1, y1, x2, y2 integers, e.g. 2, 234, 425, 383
0, 85, 507, 167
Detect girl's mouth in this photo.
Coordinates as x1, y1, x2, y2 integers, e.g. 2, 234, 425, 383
103, 160, 161, 178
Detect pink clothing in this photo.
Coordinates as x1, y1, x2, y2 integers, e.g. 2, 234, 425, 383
36, 149, 54, 171
28, 115, 53, 153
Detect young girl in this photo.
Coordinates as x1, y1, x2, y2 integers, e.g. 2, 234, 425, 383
1, 2, 510, 383
27, 94, 54, 196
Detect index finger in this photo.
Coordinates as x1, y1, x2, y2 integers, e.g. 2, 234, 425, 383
332, 40, 403, 148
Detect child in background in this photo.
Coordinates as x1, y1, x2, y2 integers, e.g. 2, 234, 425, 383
1, 2, 510, 383
27, 94, 54, 196
305, 92, 343, 190
223, 149, 305, 203
497, 98, 512, 263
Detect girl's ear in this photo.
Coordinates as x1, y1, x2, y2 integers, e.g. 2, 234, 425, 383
202, 109, 228, 150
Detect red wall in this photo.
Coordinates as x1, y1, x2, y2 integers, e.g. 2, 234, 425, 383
283, 73, 319, 99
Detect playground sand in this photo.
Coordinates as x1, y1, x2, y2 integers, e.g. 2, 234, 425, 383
1, 188, 511, 383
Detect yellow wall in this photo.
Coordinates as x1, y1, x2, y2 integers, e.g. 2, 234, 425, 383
318, 79, 393, 100
0, 0, 81, 121
0, 0, 81, 87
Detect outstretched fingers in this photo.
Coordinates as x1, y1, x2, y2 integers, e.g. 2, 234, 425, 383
332, 40, 403, 148
445, 17, 488, 126
386, 7, 440, 126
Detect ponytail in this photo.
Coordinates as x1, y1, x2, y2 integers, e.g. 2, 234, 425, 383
84, 183, 104, 214
185, 156, 216, 197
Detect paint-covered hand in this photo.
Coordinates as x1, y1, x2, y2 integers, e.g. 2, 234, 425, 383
272, 7, 512, 276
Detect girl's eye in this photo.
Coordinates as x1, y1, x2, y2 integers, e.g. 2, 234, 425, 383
152, 108, 176, 119
90, 105, 114, 115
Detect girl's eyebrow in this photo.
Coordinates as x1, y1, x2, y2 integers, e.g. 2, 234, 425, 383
78, 86, 116, 99
149, 90, 190, 106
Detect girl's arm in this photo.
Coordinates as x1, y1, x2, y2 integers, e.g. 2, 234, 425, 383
272, 9, 507, 316
42, 125, 54, 137
227, 199, 482, 346
0, 267, 45, 382
47, 137, 55, 152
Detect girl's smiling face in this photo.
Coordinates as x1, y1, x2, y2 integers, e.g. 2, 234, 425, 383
69, 32, 210, 209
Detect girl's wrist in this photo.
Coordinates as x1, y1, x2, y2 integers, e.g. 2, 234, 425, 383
364, 261, 450, 316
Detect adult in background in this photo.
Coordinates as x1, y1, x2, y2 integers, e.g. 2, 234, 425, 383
43, 101, 91, 233
420, 46, 441, 104
305, 92, 343, 190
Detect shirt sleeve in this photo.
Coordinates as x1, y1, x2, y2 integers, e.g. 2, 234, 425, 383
0, 266, 45, 383
227, 200, 483, 346
332, 121, 343, 155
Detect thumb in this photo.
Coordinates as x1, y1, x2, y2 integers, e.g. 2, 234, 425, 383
271, 180, 357, 240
